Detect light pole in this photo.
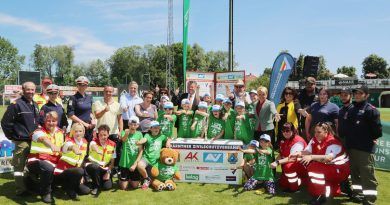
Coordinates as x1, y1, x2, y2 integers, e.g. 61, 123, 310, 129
228, 0, 234, 71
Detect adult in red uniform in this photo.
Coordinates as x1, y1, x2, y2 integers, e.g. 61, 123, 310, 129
290, 122, 350, 205
26, 111, 64, 203
271, 122, 307, 192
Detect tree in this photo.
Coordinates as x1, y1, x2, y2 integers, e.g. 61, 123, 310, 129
247, 67, 272, 90
0, 36, 25, 87
30, 44, 74, 85
289, 54, 304, 81
84, 59, 111, 87
362, 54, 389, 78
336, 66, 357, 78
316, 56, 332, 80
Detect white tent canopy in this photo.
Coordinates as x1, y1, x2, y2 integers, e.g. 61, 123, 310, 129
333, 73, 349, 78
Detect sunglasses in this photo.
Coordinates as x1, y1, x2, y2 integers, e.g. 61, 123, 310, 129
282, 129, 292, 133
47, 92, 58, 95
165, 108, 174, 110
235, 85, 244, 88
284, 92, 293, 96
160, 92, 167, 94
77, 83, 88, 86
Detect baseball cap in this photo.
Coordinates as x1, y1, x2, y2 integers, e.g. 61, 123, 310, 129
306, 77, 316, 84
46, 84, 59, 93
128, 116, 140, 124
216, 94, 225, 101
211, 105, 221, 112
75, 76, 89, 85
181, 99, 190, 105
223, 98, 232, 104
249, 140, 259, 148
235, 101, 245, 108
198, 101, 208, 109
150, 121, 160, 127
352, 84, 369, 94
340, 87, 352, 94
259, 134, 271, 142
203, 92, 211, 98
164, 102, 174, 109
249, 89, 258, 95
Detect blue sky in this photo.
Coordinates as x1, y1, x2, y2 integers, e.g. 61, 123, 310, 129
1, 0, 390, 77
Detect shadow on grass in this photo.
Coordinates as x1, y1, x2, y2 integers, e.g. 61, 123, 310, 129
0, 181, 41, 205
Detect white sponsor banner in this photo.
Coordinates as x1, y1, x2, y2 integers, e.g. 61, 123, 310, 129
0, 128, 14, 173
215, 71, 245, 97
4, 85, 22, 95
171, 138, 243, 185
186, 71, 214, 98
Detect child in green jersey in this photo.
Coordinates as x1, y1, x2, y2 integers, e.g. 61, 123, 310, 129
191, 101, 209, 138
119, 116, 143, 190
222, 98, 235, 139
158, 102, 177, 139
176, 99, 193, 138
234, 101, 253, 145
137, 121, 172, 190
240, 134, 275, 195
207, 105, 225, 140
239, 140, 258, 180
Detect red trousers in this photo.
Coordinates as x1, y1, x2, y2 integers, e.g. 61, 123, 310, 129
279, 162, 307, 192
307, 161, 350, 197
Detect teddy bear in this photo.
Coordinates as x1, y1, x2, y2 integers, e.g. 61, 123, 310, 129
151, 148, 181, 191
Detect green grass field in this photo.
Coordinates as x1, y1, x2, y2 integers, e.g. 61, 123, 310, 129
0, 106, 389, 205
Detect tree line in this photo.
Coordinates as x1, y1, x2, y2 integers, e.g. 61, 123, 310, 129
1, 36, 389, 90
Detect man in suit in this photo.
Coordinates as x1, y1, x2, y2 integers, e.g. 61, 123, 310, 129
172, 81, 200, 111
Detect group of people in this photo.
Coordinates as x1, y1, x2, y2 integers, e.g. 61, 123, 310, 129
0, 75, 382, 205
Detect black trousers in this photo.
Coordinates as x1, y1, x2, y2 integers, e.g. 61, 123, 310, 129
27, 160, 55, 195
109, 134, 121, 168
85, 164, 112, 190
54, 167, 87, 194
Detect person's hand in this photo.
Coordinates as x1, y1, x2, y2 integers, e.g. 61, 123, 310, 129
228, 93, 234, 99
166, 141, 172, 148
222, 116, 228, 121
298, 109, 308, 117
289, 152, 300, 161
103, 171, 110, 180
300, 155, 312, 166
270, 161, 278, 169
73, 145, 82, 155
51, 144, 60, 152
175, 88, 180, 96
130, 164, 137, 172
190, 125, 195, 131
306, 132, 311, 141
274, 113, 281, 122
105, 105, 110, 112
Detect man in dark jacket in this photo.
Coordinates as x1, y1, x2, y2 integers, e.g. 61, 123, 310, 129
1, 82, 39, 195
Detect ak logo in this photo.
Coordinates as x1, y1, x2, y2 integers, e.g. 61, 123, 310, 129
203, 152, 224, 163
184, 152, 199, 161
227, 153, 238, 164
185, 174, 199, 181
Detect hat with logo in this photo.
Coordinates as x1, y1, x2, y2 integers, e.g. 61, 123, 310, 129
164, 102, 174, 109
129, 116, 140, 124
181, 99, 190, 105
46, 84, 59, 93
216, 94, 225, 101
340, 87, 352, 94
211, 105, 221, 112
259, 134, 271, 142
198, 101, 208, 109
235, 101, 245, 108
150, 121, 160, 127
249, 140, 259, 148
75, 76, 89, 85
352, 84, 369, 94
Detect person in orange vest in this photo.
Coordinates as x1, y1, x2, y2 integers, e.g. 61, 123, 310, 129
290, 122, 350, 205
33, 77, 63, 110
26, 111, 64, 203
85, 124, 116, 197
53, 123, 90, 200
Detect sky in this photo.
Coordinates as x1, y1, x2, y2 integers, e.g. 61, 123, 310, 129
1, 0, 390, 77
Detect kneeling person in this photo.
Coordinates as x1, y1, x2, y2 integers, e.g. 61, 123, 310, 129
85, 124, 116, 196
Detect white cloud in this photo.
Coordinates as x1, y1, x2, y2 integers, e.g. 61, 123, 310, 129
0, 12, 115, 62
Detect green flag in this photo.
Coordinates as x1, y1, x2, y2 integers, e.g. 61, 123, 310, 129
183, 0, 190, 91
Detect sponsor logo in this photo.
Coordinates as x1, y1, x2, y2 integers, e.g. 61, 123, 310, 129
185, 174, 199, 181
226, 176, 237, 181
227, 153, 238, 164
184, 152, 199, 162
203, 152, 224, 163
196, 166, 210, 170
205, 175, 221, 181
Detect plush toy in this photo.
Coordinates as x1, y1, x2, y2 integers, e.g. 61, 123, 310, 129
151, 148, 181, 191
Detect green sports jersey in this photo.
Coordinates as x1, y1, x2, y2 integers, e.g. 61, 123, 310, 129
252, 147, 274, 181
207, 115, 225, 139
223, 108, 236, 139
244, 153, 254, 162
192, 113, 206, 138
234, 114, 253, 145
158, 114, 177, 138
119, 130, 143, 168
177, 110, 193, 138
154, 162, 179, 181
143, 133, 167, 166
247, 103, 257, 132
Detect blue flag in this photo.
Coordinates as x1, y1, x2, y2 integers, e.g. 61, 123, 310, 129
269, 52, 295, 106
